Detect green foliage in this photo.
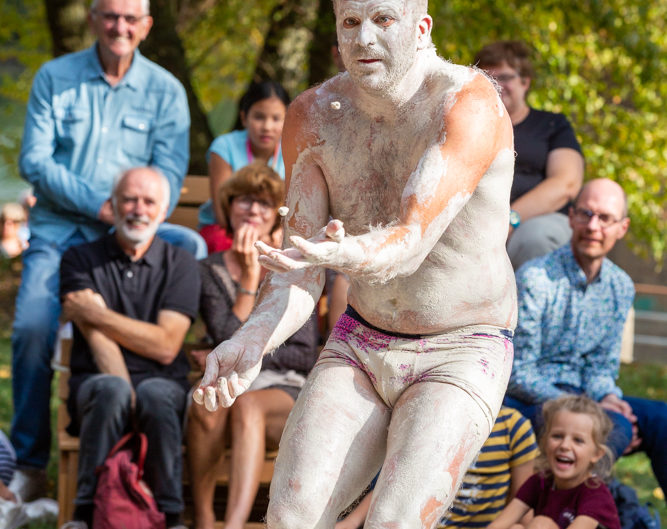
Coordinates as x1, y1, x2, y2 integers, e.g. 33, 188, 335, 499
0, 0, 51, 181
431, 0, 667, 263
179, 0, 280, 133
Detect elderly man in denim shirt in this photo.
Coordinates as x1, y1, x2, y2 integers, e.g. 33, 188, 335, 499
10, 0, 205, 500
505, 178, 667, 493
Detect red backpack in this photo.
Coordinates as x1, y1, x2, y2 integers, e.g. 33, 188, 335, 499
93, 432, 165, 529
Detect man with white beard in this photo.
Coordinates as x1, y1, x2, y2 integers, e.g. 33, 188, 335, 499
195, 0, 516, 527
58, 167, 200, 529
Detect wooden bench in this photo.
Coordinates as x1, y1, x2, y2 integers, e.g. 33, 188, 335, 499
56, 340, 279, 527
167, 174, 210, 230
56, 175, 280, 527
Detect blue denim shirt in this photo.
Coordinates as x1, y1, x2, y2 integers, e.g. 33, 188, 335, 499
19, 44, 190, 244
508, 244, 635, 404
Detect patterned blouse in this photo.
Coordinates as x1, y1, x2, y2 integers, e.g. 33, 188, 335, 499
508, 244, 634, 404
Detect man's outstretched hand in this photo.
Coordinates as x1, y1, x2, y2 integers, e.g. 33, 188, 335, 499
192, 340, 262, 411
257, 219, 346, 273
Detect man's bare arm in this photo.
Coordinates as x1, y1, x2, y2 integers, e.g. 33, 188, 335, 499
76, 323, 131, 382
259, 75, 513, 282
510, 147, 583, 222
62, 289, 190, 365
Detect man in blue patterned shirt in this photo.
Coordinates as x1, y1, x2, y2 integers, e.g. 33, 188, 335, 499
10, 0, 205, 502
505, 178, 666, 492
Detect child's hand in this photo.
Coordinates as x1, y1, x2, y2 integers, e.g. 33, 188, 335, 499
526, 515, 559, 529
0, 481, 17, 502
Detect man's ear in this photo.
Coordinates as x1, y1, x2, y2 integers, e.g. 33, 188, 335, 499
416, 15, 433, 50
139, 15, 154, 42
616, 216, 630, 240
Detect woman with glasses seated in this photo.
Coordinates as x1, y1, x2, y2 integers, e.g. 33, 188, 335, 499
186, 163, 319, 529
475, 41, 585, 270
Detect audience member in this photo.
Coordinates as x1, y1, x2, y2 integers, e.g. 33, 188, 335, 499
11, 0, 202, 501
475, 41, 584, 269
335, 407, 539, 529
187, 163, 319, 529
58, 167, 200, 529
198, 81, 290, 254
0, 204, 28, 259
488, 395, 621, 529
506, 178, 667, 492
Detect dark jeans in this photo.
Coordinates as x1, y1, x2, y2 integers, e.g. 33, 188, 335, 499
74, 375, 187, 514
504, 393, 667, 492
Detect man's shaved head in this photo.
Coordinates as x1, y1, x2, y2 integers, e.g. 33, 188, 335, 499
333, 0, 429, 17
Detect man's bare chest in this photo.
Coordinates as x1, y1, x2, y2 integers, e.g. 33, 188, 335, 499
315, 119, 435, 228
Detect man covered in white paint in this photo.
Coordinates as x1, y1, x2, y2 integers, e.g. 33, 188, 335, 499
195, 1, 517, 527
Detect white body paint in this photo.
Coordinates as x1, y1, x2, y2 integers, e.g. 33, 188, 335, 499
197, 1, 517, 527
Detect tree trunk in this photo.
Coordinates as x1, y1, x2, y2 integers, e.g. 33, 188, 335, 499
141, 0, 213, 175
252, 0, 320, 97
307, 0, 338, 86
44, 0, 92, 56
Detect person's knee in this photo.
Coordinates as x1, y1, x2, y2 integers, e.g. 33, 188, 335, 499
605, 410, 632, 458
135, 379, 184, 422
78, 376, 132, 424
229, 393, 264, 429
88, 376, 132, 407
188, 399, 225, 434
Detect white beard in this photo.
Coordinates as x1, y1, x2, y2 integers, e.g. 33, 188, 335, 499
115, 214, 160, 246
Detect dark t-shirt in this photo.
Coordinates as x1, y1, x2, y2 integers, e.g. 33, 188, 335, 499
516, 473, 621, 529
512, 108, 582, 213
60, 234, 200, 427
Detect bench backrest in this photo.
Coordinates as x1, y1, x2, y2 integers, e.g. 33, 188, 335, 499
167, 175, 209, 230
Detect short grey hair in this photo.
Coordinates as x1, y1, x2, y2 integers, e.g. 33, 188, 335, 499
91, 0, 150, 15
111, 167, 170, 214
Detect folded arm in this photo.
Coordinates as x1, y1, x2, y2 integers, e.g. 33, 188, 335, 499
511, 147, 583, 221
62, 288, 190, 365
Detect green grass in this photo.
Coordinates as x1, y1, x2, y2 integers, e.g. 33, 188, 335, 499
1, 338, 665, 527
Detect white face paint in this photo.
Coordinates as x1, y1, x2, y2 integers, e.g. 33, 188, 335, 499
336, 0, 419, 95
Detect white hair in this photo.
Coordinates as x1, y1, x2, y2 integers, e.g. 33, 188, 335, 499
91, 0, 150, 15
111, 167, 170, 214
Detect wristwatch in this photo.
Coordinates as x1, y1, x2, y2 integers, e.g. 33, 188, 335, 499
509, 209, 521, 229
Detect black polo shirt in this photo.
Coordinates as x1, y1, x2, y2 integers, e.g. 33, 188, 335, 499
60, 233, 200, 420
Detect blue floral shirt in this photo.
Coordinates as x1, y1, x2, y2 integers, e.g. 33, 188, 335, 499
507, 244, 634, 404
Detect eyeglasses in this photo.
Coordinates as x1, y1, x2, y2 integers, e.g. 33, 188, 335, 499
572, 207, 625, 228
92, 10, 148, 26
493, 73, 519, 83
233, 195, 275, 214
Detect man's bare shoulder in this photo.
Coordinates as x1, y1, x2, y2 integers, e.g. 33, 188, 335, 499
283, 74, 355, 151
423, 58, 511, 147
425, 57, 502, 109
